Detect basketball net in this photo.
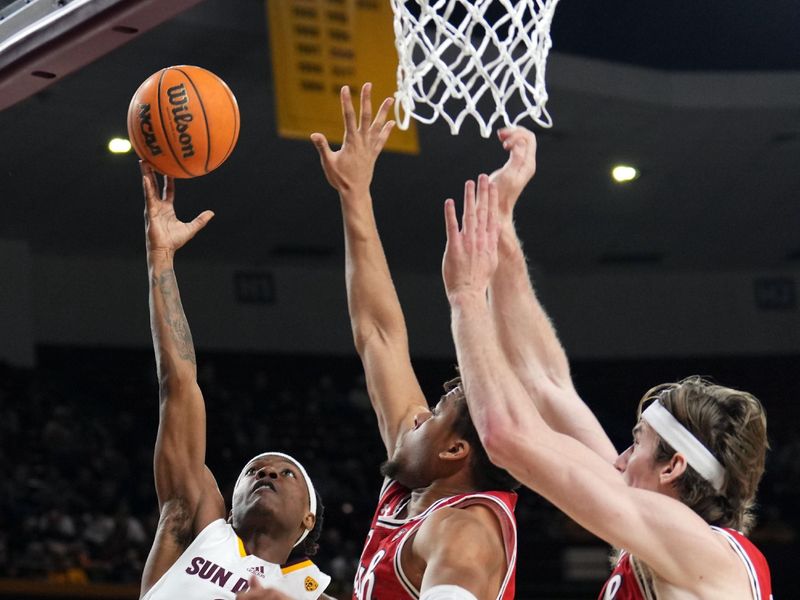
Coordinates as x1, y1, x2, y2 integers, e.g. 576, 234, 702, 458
391, 0, 561, 137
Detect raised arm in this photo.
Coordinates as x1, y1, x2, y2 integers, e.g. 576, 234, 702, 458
311, 84, 428, 456
140, 162, 225, 595
487, 129, 616, 463
443, 178, 740, 595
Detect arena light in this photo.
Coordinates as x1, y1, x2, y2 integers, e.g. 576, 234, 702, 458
108, 137, 132, 153
612, 164, 639, 183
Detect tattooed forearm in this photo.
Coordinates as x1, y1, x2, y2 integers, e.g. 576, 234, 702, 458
154, 269, 197, 365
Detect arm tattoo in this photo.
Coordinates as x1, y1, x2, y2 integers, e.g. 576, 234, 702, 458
155, 269, 197, 365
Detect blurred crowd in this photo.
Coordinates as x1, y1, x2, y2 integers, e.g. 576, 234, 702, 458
0, 349, 797, 596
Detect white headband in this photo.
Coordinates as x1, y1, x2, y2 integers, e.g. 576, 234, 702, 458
641, 401, 726, 492
237, 452, 317, 547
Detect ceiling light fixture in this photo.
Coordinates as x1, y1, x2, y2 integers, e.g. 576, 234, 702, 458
611, 164, 639, 183
108, 137, 132, 154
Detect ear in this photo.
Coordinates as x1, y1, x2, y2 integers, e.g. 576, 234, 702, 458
439, 438, 470, 462
302, 511, 316, 532
659, 452, 688, 487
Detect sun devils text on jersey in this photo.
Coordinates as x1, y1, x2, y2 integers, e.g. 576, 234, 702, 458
598, 527, 772, 600
353, 479, 518, 600
141, 519, 330, 600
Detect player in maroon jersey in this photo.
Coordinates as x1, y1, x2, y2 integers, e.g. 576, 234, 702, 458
441, 147, 773, 600
310, 84, 534, 600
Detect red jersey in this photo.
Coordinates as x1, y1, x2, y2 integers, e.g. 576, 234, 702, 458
598, 527, 772, 600
353, 479, 518, 600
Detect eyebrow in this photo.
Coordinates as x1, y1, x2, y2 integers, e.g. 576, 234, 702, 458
632, 424, 643, 439
247, 459, 296, 472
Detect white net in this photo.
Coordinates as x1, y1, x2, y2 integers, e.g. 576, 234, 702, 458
391, 0, 561, 137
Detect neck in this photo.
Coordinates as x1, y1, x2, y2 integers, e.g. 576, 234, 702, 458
234, 525, 298, 565
407, 477, 476, 517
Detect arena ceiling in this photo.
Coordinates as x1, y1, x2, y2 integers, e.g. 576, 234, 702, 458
0, 0, 798, 275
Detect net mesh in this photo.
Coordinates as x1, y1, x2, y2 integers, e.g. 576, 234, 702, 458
391, 0, 561, 137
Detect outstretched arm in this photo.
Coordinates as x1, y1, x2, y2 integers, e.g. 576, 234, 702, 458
140, 162, 225, 595
443, 178, 739, 596
311, 84, 428, 456
487, 128, 616, 463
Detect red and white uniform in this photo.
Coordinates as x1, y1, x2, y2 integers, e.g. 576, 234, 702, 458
598, 527, 772, 600
353, 479, 518, 600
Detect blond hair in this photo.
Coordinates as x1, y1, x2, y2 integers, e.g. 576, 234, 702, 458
637, 376, 768, 533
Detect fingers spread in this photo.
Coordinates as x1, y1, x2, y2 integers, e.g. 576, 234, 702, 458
359, 82, 372, 130
340, 85, 357, 134
462, 180, 476, 234
190, 210, 215, 236
141, 162, 159, 208
375, 120, 395, 151
373, 96, 394, 132
142, 175, 154, 202
310, 132, 332, 163
476, 174, 490, 236
162, 175, 175, 203
444, 198, 460, 245
487, 181, 499, 246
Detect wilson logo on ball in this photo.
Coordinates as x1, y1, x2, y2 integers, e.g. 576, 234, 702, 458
166, 83, 195, 159
127, 65, 240, 178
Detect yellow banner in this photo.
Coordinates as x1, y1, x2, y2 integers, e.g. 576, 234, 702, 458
268, 0, 419, 154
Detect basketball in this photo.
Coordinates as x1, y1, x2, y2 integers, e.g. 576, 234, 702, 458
127, 65, 240, 178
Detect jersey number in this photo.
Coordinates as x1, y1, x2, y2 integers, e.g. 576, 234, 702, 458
355, 549, 386, 600
603, 574, 622, 599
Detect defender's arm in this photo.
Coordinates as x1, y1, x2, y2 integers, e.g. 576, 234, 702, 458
487, 129, 616, 462
443, 176, 738, 593
312, 84, 428, 456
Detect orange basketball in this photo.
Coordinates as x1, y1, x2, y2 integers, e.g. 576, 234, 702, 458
127, 65, 240, 178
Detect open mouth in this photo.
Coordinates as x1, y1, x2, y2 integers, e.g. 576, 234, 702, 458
252, 480, 276, 494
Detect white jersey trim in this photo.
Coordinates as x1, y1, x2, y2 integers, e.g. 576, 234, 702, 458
391, 492, 517, 600
711, 527, 761, 600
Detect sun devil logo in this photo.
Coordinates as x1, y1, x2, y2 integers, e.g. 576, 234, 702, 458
304, 576, 318, 592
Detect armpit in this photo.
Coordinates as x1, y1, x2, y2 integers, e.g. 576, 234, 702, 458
158, 497, 194, 550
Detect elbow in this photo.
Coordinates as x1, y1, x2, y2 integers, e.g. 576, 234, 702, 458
351, 321, 403, 356
351, 322, 376, 355
157, 373, 198, 405
478, 418, 518, 470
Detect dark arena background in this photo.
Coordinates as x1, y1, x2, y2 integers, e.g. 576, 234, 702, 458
1, 1, 799, 599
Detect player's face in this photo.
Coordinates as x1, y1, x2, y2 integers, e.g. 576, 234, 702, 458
231, 456, 313, 536
614, 421, 663, 492
384, 390, 462, 489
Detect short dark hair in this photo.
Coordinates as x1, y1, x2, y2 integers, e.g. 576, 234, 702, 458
444, 377, 520, 492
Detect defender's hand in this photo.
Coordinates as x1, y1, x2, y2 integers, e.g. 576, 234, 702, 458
310, 83, 394, 195
141, 161, 214, 256
443, 174, 500, 299
488, 127, 537, 221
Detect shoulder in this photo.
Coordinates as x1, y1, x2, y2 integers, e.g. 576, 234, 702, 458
414, 504, 505, 566
280, 558, 332, 598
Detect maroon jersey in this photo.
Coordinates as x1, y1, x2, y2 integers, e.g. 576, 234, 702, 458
353, 479, 518, 600
598, 527, 773, 600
